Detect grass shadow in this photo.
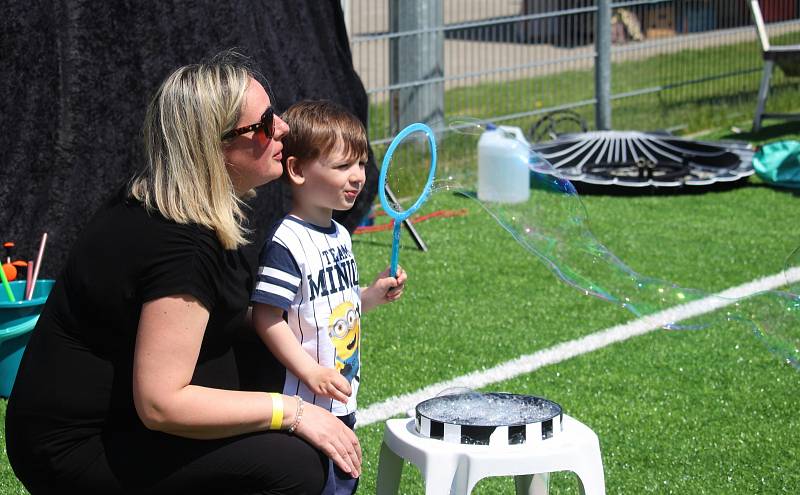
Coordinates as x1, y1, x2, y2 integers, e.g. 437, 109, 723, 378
570, 177, 753, 197
718, 120, 800, 143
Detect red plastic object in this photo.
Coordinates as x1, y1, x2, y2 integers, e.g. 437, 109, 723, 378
1, 264, 16, 282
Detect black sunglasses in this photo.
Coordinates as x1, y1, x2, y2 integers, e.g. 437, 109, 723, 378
222, 107, 274, 140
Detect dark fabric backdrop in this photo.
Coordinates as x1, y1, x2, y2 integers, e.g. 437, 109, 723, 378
0, 0, 377, 279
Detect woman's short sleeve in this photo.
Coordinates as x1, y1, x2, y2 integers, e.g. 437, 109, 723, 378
138, 224, 223, 311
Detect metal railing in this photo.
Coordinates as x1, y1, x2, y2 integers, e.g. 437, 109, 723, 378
345, 0, 800, 174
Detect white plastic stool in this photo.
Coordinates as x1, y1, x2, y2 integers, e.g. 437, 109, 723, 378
376, 414, 605, 495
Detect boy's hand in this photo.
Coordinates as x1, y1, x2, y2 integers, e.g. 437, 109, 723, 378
307, 365, 352, 404
384, 265, 407, 300
362, 266, 407, 312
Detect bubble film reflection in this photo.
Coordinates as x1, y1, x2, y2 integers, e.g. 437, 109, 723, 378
430, 120, 800, 369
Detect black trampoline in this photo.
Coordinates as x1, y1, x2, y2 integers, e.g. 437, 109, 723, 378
531, 130, 754, 188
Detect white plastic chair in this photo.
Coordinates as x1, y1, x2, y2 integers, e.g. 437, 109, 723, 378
749, 0, 800, 131
376, 415, 605, 495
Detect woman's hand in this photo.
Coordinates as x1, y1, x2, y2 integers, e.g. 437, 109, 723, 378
293, 402, 362, 478
306, 365, 352, 404
361, 265, 407, 312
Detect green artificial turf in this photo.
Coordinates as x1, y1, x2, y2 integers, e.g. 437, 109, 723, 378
355, 174, 800, 404
355, 312, 800, 494
348, 124, 800, 493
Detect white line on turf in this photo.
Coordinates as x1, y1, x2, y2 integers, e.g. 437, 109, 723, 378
356, 267, 800, 428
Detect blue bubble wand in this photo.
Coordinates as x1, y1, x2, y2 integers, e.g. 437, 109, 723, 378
378, 123, 438, 277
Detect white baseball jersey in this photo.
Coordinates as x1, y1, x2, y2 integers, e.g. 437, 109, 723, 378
252, 215, 361, 416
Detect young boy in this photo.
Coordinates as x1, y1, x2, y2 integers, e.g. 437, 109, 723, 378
251, 100, 406, 494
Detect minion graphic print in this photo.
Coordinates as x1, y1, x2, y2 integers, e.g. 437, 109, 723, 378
252, 215, 362, 416
328, 302, 360, 382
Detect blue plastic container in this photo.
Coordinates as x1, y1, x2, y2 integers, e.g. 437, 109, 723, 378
0, 280, 54, 397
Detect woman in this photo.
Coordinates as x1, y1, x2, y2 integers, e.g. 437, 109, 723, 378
6, 53, 360, 494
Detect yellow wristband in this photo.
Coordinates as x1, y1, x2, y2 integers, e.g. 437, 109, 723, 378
269, 393, 284, 430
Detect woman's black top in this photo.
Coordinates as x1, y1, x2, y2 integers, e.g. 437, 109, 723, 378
6, 189, 254, 485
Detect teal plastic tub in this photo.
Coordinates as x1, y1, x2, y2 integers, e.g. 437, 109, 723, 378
0, 280, 54, 397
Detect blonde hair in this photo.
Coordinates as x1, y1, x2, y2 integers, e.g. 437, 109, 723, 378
130, 53, 259, 249
281, 100, 368, 169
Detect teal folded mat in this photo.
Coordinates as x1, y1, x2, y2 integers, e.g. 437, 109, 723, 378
753, 140, 800, 189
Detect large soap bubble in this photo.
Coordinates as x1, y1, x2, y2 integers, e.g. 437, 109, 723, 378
425, 118, 800, 369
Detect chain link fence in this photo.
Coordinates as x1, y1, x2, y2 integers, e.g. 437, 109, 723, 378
345, 0, 800, 177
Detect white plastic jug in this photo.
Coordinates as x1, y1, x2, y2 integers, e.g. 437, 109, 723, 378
477, 124, 531, 203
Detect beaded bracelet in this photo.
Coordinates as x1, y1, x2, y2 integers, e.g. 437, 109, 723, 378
268, 393, 284, 430
288, 395, 304, 434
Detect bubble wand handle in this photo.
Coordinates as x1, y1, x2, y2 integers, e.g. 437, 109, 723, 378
378, 123, 437, 277
390, 221, 402, 277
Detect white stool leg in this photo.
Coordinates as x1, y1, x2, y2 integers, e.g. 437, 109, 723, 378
514, 473, 550, 495
376, 441, 404, 495
753, 60, 774, 132
452, 461, 474, 495
572, 442, 606, 495
420, 456, 460, 495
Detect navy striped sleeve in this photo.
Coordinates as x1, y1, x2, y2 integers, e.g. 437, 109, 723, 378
251, 240, 301, 310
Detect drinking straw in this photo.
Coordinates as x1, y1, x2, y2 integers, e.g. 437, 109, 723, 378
26, 233, 47, 301
25, 260, 34, 301
0, 261, 14, 302
3, 241, 14, 264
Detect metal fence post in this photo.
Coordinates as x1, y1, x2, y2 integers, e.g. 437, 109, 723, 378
389, 0, 444, 133
595, 0, 612, 130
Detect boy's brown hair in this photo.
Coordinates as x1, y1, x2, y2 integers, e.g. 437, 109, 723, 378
281, 100, 368, 170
